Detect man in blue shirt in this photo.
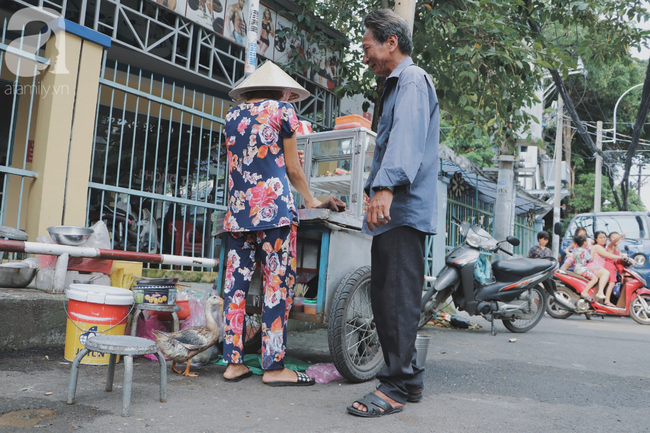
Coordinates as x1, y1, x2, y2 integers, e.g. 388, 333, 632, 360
347, 9, 439, 418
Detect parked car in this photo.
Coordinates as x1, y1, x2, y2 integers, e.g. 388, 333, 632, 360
558, 211, 650, 283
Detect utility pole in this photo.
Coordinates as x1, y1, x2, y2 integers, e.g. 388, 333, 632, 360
493, 154, 516, 259
552, 96, 563, 258
594, 121, 602, 212
394, 0, 416, 32
639, 163, 643, 196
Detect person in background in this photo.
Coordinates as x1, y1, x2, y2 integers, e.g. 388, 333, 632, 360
603, 232, 626, 307
347, 9, 439, 418
528, 231, 553, 259
560, 227, 593, 271
572, 234, 599, 301
221, 61, 321, 386
589, 231, 625, 302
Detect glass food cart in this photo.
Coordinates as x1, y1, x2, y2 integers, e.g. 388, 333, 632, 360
214, 127, 382, 382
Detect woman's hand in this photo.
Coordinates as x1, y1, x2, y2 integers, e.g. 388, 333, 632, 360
304, 197, 322, 209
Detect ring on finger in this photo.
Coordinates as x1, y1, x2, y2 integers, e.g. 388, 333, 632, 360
378, 214, 385, 220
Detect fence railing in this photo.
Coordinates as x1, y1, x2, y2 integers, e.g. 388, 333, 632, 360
0, 18, 44, 230
86, 56, 228, 266
424, 184, 538, 280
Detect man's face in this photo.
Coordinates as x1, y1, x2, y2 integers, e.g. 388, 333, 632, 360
362, 29, 393, 77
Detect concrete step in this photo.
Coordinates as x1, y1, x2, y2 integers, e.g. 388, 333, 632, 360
0, 288, 67, 350
0, 286, 324, 351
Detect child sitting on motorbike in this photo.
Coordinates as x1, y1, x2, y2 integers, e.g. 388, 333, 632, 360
572, 234, 602, 302
561, 227, 594, 271
528, 231, 553, 259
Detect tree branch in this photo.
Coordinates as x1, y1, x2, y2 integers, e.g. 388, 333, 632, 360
527, 18, 625, 210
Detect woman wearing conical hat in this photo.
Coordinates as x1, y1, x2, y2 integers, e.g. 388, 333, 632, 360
221, 61, 320, 386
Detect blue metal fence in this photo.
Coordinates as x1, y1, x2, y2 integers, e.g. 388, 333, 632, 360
86, 56, 227, 265
423, 178, 537, 279
0, 18, 43, 229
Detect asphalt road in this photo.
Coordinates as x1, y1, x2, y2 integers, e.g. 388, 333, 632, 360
1, 313, 649, 433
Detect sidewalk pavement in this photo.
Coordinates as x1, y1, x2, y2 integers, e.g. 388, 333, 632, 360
0, 326, 441, 433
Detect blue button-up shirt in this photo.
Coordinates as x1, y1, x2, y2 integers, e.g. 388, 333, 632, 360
362, 57, 440, 236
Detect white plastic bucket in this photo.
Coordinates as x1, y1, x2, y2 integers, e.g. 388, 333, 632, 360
64, 284, 133, 365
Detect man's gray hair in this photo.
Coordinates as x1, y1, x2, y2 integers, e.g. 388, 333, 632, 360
364, 9, 413, 56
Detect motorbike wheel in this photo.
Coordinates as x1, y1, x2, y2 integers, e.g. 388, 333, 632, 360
328, 266, 384, 383
546, 286, 574, 319
629, 293, 650, 325
502, 285, 547, 333
418, 287, 452, 329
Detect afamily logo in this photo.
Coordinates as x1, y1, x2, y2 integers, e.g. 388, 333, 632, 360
4, 7, 69, 78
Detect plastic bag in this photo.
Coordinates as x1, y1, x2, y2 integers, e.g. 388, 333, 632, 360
67, 221, 113, 273
474, 254, 493, 285
35, 221, 114, 291
181, 288, 225, 339
450, 314, 471, 329
135, 315, 169, 361
305, 363, 344, 384
181, 287, 225, 366
612, 282, 621, 298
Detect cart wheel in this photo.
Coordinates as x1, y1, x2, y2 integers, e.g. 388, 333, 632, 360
328, 266, 384, 383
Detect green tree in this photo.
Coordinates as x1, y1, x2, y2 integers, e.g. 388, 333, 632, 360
289, 0, 649, 202
570, 172, 646, 214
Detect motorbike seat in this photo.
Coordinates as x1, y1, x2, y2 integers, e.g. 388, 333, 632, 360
492, 258, 554, 282
564, 270, 590, 282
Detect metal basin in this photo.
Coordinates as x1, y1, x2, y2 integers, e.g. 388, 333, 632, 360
0, 265, 37, 288
47, 226, 94, 246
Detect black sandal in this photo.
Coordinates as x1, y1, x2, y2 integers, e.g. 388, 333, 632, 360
264, 371, 315, 387
347, 393, 404, 418
224, 368, 253, 382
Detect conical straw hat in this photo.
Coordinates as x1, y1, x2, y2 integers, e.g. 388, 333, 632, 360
229, 61, 311, 102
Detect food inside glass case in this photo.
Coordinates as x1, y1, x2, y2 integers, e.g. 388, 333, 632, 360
296, 128, 376, 219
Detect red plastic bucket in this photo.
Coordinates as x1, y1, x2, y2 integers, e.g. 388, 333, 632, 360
64, 284, 134, 365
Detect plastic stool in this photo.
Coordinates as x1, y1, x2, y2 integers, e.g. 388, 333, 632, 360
67, 335, 167, 417
131, 304, 181, 336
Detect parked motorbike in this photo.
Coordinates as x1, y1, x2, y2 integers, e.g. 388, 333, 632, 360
89, 202, 159, 254
420, 217, 558, 335
546, 251, 650, 325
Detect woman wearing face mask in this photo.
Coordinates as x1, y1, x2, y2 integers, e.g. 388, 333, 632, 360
221, 61, 321, 386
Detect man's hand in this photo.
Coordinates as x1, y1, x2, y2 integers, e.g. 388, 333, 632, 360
366, 189, 393, 232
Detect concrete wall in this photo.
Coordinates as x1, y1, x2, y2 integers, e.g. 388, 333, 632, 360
23, 29, 106, 239
0, 289, 66, 350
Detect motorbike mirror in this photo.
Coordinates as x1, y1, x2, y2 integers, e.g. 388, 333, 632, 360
554, 222, 562, 237
506, 236, 520, 246
624, 245, 630, 252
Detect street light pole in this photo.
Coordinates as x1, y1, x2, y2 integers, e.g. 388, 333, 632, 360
594, 121, 603, 212
552, 96, 563, 259
612, 83, 644, 145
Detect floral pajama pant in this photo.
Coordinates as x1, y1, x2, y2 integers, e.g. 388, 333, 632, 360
222, 224, 297, 370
